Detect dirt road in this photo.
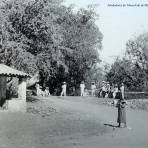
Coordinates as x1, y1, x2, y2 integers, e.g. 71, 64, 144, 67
0, 96, 148, 148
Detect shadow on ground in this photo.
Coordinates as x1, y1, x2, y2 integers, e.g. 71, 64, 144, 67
104, 123, 119, 128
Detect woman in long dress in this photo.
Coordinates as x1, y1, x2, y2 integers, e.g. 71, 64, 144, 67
116, 93, 127, 128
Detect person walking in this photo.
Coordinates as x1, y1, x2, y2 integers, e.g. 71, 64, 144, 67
60, 82, 67, 96
80, 81, 85, 96
116, 93, 127, 128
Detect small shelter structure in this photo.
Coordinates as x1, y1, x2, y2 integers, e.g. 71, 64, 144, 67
0, 64, 30, 111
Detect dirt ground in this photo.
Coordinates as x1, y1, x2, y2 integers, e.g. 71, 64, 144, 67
0, 96, 148, 148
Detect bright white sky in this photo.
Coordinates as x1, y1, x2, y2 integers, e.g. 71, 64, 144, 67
63, 0, 148, 63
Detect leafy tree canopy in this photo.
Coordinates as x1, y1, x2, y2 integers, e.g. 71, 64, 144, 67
0, 0, 103, 94
106, 33, 148, 91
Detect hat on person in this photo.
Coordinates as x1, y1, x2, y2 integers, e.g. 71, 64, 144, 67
121, 99, 126, 103
81, 81, 84, 84
63, 82, 66, 84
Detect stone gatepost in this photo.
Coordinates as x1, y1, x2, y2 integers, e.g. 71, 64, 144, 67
8, 77, 27, 112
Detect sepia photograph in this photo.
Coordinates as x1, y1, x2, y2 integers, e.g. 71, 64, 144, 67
0, 0, 148, 147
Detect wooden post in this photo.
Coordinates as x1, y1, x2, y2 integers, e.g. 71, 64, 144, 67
0, 76, 7, 107
18, 77, 27, 100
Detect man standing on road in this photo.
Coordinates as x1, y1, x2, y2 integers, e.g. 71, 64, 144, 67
101, 81, 106, 98
106, 82, 110, 98
80, 81, 85, 96
120, 83, 125, 99
91, 82, 96, 96
113, 84, 118, 99
61, 82, 67, 96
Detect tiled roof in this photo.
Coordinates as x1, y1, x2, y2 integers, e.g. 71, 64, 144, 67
0, 64, 30, 77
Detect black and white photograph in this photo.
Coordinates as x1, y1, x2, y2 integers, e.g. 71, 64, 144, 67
0, 0, 148, 147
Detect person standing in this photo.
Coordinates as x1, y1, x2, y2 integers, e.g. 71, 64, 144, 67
116, 94, 127, 128
80, 81, 85, 96
45, 87, 50, 96
109, 83, 114, 98
106, 82, 110, 98
101, 81, 106, 98
91, 82, 96, 96
61, 82, 67, 96
106, 82, 110, 93
113, 84, 118, 99
120, 83, 125, 99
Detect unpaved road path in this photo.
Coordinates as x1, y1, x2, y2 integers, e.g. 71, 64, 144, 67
0, 96, 148, 148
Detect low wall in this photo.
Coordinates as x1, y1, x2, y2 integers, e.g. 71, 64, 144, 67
8, 98, 26, 112
125, 92, 148, 99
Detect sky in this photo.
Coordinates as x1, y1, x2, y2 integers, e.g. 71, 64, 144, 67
63, 0, 148, 63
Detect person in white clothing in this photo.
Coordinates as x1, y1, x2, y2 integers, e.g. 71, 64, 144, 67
120, 83, 125, 99
101, 82, 106, 98
61, 82, 67, 96
91, 82, 96, 96
45, 87, 50, 96
113, 84, 118, 99
80, 81, 85, 96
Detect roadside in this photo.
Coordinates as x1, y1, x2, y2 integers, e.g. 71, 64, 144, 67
0, 96, 148, 148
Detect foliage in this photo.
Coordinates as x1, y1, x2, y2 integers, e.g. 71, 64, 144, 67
0, 0, 102, 95
58, 6, 103, 90
106, 33, 148, 91
106, 58, 145, 91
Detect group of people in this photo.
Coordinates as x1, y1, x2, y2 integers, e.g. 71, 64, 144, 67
60, 81, 127, 128
36, 84, 50, 97
80, 81, 96, 97
100, 81, 125, 99
60, 81, 125, 100
60, 81, 96, 97
36, 81, 127, 128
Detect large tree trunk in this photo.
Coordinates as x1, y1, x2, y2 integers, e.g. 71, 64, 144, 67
0, 76, 7, 107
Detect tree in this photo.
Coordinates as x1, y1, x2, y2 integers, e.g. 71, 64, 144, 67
57, 6, 103, 91
106, 33, 148, 91
125, 33, 148, 90
0, 0, 103, 95
126, 33, 148, 71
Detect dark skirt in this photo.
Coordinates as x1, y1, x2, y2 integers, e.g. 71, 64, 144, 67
102, 91, 106, 98
117, 106, 126, 123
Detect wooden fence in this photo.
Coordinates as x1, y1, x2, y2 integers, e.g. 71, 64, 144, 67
125, 92, 148, 99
